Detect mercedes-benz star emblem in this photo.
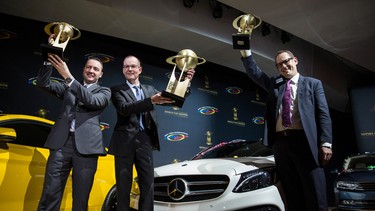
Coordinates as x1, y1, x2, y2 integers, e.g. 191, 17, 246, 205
167, 178, 189, 201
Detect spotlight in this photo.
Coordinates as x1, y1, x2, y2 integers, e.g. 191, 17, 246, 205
212, 2, 223, 18
261, 23, 271, 36
183, 0, 194, 8
281, 30, 292, 43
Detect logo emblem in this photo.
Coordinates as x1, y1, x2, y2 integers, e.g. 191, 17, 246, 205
167, 178, 189, 201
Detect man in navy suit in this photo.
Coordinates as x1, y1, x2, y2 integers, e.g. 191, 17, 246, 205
108, 55, 194, 211
240, 49, 333, 211
36, 51, 111, 210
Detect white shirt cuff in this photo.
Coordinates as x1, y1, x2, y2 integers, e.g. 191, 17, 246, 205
240, 50, 252, 57
321, 142, 332, 148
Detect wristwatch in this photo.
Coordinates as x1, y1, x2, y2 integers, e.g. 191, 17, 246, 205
65, 77, 73, 84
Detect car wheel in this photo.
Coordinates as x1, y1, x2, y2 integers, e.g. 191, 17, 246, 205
102, 185, 117, 211
102, 184, 138, 211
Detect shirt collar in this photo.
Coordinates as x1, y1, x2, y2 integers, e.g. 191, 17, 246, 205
126, 80, 140, 88
289, 73, 300, 84
84, 82, 96, 88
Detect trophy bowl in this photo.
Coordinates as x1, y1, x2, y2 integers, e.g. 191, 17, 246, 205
44, 22, 81, 42
232, 14, 262, 49
166, 49, 205, 71
163, 49, 205, 107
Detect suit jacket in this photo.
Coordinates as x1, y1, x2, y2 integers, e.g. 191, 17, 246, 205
108, 83, 160, 156
36, 65, 111, 155
242, 55, 332, 165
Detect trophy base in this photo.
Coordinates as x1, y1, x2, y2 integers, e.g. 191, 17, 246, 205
232, 33, 250, 49
161, 91, 185, 108
40, 43, 64, 61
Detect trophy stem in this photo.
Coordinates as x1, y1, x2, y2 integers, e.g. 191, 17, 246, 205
53, 30, 70, 51
177, 62, 187, 82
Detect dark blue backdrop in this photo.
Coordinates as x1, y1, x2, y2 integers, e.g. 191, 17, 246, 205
0, 13, 267, 167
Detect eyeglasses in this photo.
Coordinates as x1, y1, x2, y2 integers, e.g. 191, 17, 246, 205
276, 57, 294, 68
123, 65, 139, 69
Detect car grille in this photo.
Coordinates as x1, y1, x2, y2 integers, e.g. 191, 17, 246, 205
358, 182, 375, 191
154, 174, 229, 202
237, 205, 281, 211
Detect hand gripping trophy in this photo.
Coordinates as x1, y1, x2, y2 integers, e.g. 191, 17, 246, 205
40, 22, 81, 61
163, 49, 206, 108
232, 14, 261, 49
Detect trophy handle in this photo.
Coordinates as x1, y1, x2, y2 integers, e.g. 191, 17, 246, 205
232, 15, 244, 30
197, 57, 206, 66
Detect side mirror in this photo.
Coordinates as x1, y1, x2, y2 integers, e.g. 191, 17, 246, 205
0, 127, 16, 142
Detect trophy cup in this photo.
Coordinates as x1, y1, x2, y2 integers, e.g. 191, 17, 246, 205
40, 22, 81, 61
232, 14, 261, 49
163, 49, 206, 108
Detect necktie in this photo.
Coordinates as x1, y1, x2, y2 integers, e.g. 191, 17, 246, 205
282, 80, 292, 127
133, 86, 145, 130
133, 85, 141, 100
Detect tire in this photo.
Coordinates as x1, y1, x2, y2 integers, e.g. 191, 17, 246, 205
102, 185, 117, 211
102, 184, 138, 211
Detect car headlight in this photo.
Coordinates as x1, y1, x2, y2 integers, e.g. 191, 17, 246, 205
336, 181, 361, 190
233, 167, 276, 193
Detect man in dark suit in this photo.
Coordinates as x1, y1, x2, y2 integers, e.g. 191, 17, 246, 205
240, 49, 333, 211
36, 52, 111, 211
108, 55, 194, 211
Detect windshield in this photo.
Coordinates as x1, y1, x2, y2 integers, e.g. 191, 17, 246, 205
344, 155, 375, 170
192, 140, 273, 160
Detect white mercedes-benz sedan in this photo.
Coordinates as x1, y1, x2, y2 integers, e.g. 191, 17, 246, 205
153, 139, 285, 211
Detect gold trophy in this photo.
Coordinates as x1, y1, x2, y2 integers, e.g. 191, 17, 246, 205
163, 49, 206, 107
40, 22, 81, 61
232, 14, 261, 49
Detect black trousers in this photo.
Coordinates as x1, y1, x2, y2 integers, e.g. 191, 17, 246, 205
38, 133, 98, 211
115, 131, 154, 211
272, 133, 328, 211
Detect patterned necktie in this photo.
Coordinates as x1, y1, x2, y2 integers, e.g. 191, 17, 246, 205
133, 85, 144, 130
282, 80, 292, 127
133, 86, 141, 100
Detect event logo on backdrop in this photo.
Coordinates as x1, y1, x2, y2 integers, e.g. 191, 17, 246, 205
226, 86, 243, 95
164, 132, 189, 142
164, 106, 189, 118
350, 86, 375, 153
84, 53, 114, 63
197, 106, 218, 115
198, 75, 218, 95
227, 107, 246, 127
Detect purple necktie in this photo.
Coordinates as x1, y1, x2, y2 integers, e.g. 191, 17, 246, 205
282, 80, 292, 127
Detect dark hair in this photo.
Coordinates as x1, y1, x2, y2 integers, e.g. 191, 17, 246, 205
124, 55, 142, 67
274, 50, 295, 61
87, 56, 104, 71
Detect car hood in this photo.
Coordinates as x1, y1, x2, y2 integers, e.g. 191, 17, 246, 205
154, 156, 275, 177
338, 170, 375, 182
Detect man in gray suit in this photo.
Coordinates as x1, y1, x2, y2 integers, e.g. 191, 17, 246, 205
240, 49, 333, 211
108, 55, 194, 211
36, 52, 111, 211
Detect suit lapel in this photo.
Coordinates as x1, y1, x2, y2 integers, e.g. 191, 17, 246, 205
297, 76, 305, 98
86, 83, 98, 92
124, 83, 137, 101
141, 85, 150, 99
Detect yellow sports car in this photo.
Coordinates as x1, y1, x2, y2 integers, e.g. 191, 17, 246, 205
0, 114, 139, 210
